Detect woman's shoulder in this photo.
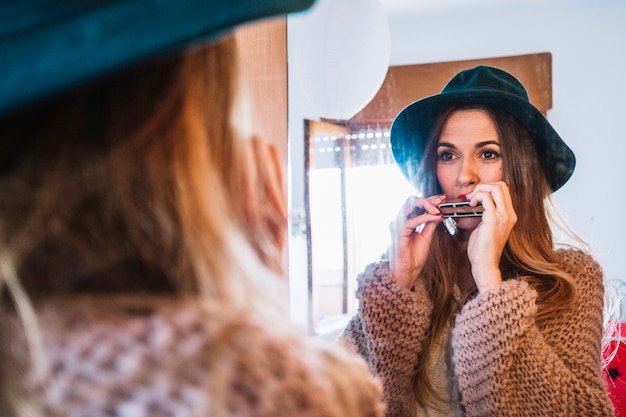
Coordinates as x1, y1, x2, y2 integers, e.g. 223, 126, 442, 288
216, 317, 383, 416
16, 299, 382, 417
554, 247, 603, 278
553, 247, 605, 297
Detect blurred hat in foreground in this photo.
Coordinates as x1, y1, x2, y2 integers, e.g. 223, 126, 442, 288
0, 0, 315, 117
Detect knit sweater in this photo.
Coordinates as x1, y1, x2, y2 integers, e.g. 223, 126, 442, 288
4, 297, 384, 417
340, 248, 615, 417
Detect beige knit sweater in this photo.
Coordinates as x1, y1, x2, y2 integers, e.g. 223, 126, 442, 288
340, 248, 615, 417
4, 297, 384, 417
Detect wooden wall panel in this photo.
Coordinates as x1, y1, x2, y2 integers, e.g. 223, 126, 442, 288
347, 52, 552, 126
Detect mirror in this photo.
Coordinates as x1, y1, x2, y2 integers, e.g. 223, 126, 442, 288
287, 0, 626, 334
301, 52, 556, 336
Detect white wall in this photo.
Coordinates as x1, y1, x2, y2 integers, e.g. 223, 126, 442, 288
287, 0, 626, 324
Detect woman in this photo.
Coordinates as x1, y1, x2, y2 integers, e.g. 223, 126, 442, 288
0, 1, 384, 416
340, 65, 614, 416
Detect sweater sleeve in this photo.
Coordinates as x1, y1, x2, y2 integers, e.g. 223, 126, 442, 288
339, 261, 433, 417
451, 249, 615, 417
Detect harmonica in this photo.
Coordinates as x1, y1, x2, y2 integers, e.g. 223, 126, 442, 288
438, 200, 484, 218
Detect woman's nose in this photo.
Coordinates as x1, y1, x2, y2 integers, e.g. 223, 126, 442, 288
456, 158, 478, 187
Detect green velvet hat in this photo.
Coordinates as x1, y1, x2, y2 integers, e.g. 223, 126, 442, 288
389, 65, 575, 192
0, 0, 314, 117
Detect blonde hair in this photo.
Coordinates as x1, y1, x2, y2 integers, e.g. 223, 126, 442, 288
411, 105, 578, 411
0, 34, 289, 414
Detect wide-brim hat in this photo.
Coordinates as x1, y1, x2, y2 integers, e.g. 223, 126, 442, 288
0, 0, 314, 117
389, 65, 575, 192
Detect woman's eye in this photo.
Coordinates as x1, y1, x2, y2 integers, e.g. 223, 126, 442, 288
438, 151, 455, 161
481, 149, 500, 160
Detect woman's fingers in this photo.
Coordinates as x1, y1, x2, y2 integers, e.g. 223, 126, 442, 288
252, 136, 287, 220
465, 182, 517, 292
239, 136, 288, 273
389, 194, 445, 289
467, 181, 513, 218
396, 195, 444, 231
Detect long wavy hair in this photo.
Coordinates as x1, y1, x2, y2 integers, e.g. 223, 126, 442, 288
410, 104, 578, 411
0, 34, 289, 414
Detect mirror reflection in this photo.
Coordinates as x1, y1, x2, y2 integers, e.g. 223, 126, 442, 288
288, 0, 626, 337
289, 0, 626, 412
288, 0, 626, 413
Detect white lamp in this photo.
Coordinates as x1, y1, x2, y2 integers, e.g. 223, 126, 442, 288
293, 0, 391, 121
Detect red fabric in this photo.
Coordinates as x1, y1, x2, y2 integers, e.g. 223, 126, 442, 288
604, 322, 626, 416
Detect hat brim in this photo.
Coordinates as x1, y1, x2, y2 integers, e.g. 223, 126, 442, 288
0, 0, 314, 116
390, 89, 575, 192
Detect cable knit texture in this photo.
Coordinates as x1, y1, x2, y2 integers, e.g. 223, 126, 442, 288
340, 262, 433, 417
340, 249, 615, 417
5, 298, 384, 417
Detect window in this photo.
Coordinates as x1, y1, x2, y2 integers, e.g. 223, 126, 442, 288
305, 121, 414, 336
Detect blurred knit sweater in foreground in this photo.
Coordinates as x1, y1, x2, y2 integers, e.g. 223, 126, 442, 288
5, 298, 383, 417
340, 248, 614, 417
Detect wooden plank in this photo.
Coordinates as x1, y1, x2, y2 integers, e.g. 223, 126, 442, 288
346, 52, 552, 125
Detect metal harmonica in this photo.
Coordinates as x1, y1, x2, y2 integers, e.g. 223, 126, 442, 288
438, 200, 484, 218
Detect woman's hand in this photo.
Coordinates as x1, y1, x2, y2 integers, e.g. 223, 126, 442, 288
240, 136, 288, 274
465, 181, 517, 293
388, 195, 445, 289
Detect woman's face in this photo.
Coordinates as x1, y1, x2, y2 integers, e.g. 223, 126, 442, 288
436, 108, 503, 230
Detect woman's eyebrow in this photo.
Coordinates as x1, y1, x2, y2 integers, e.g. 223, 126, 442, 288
437, 140, 500, 149
437, 142, 456, 149
475, 140, 501, 148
